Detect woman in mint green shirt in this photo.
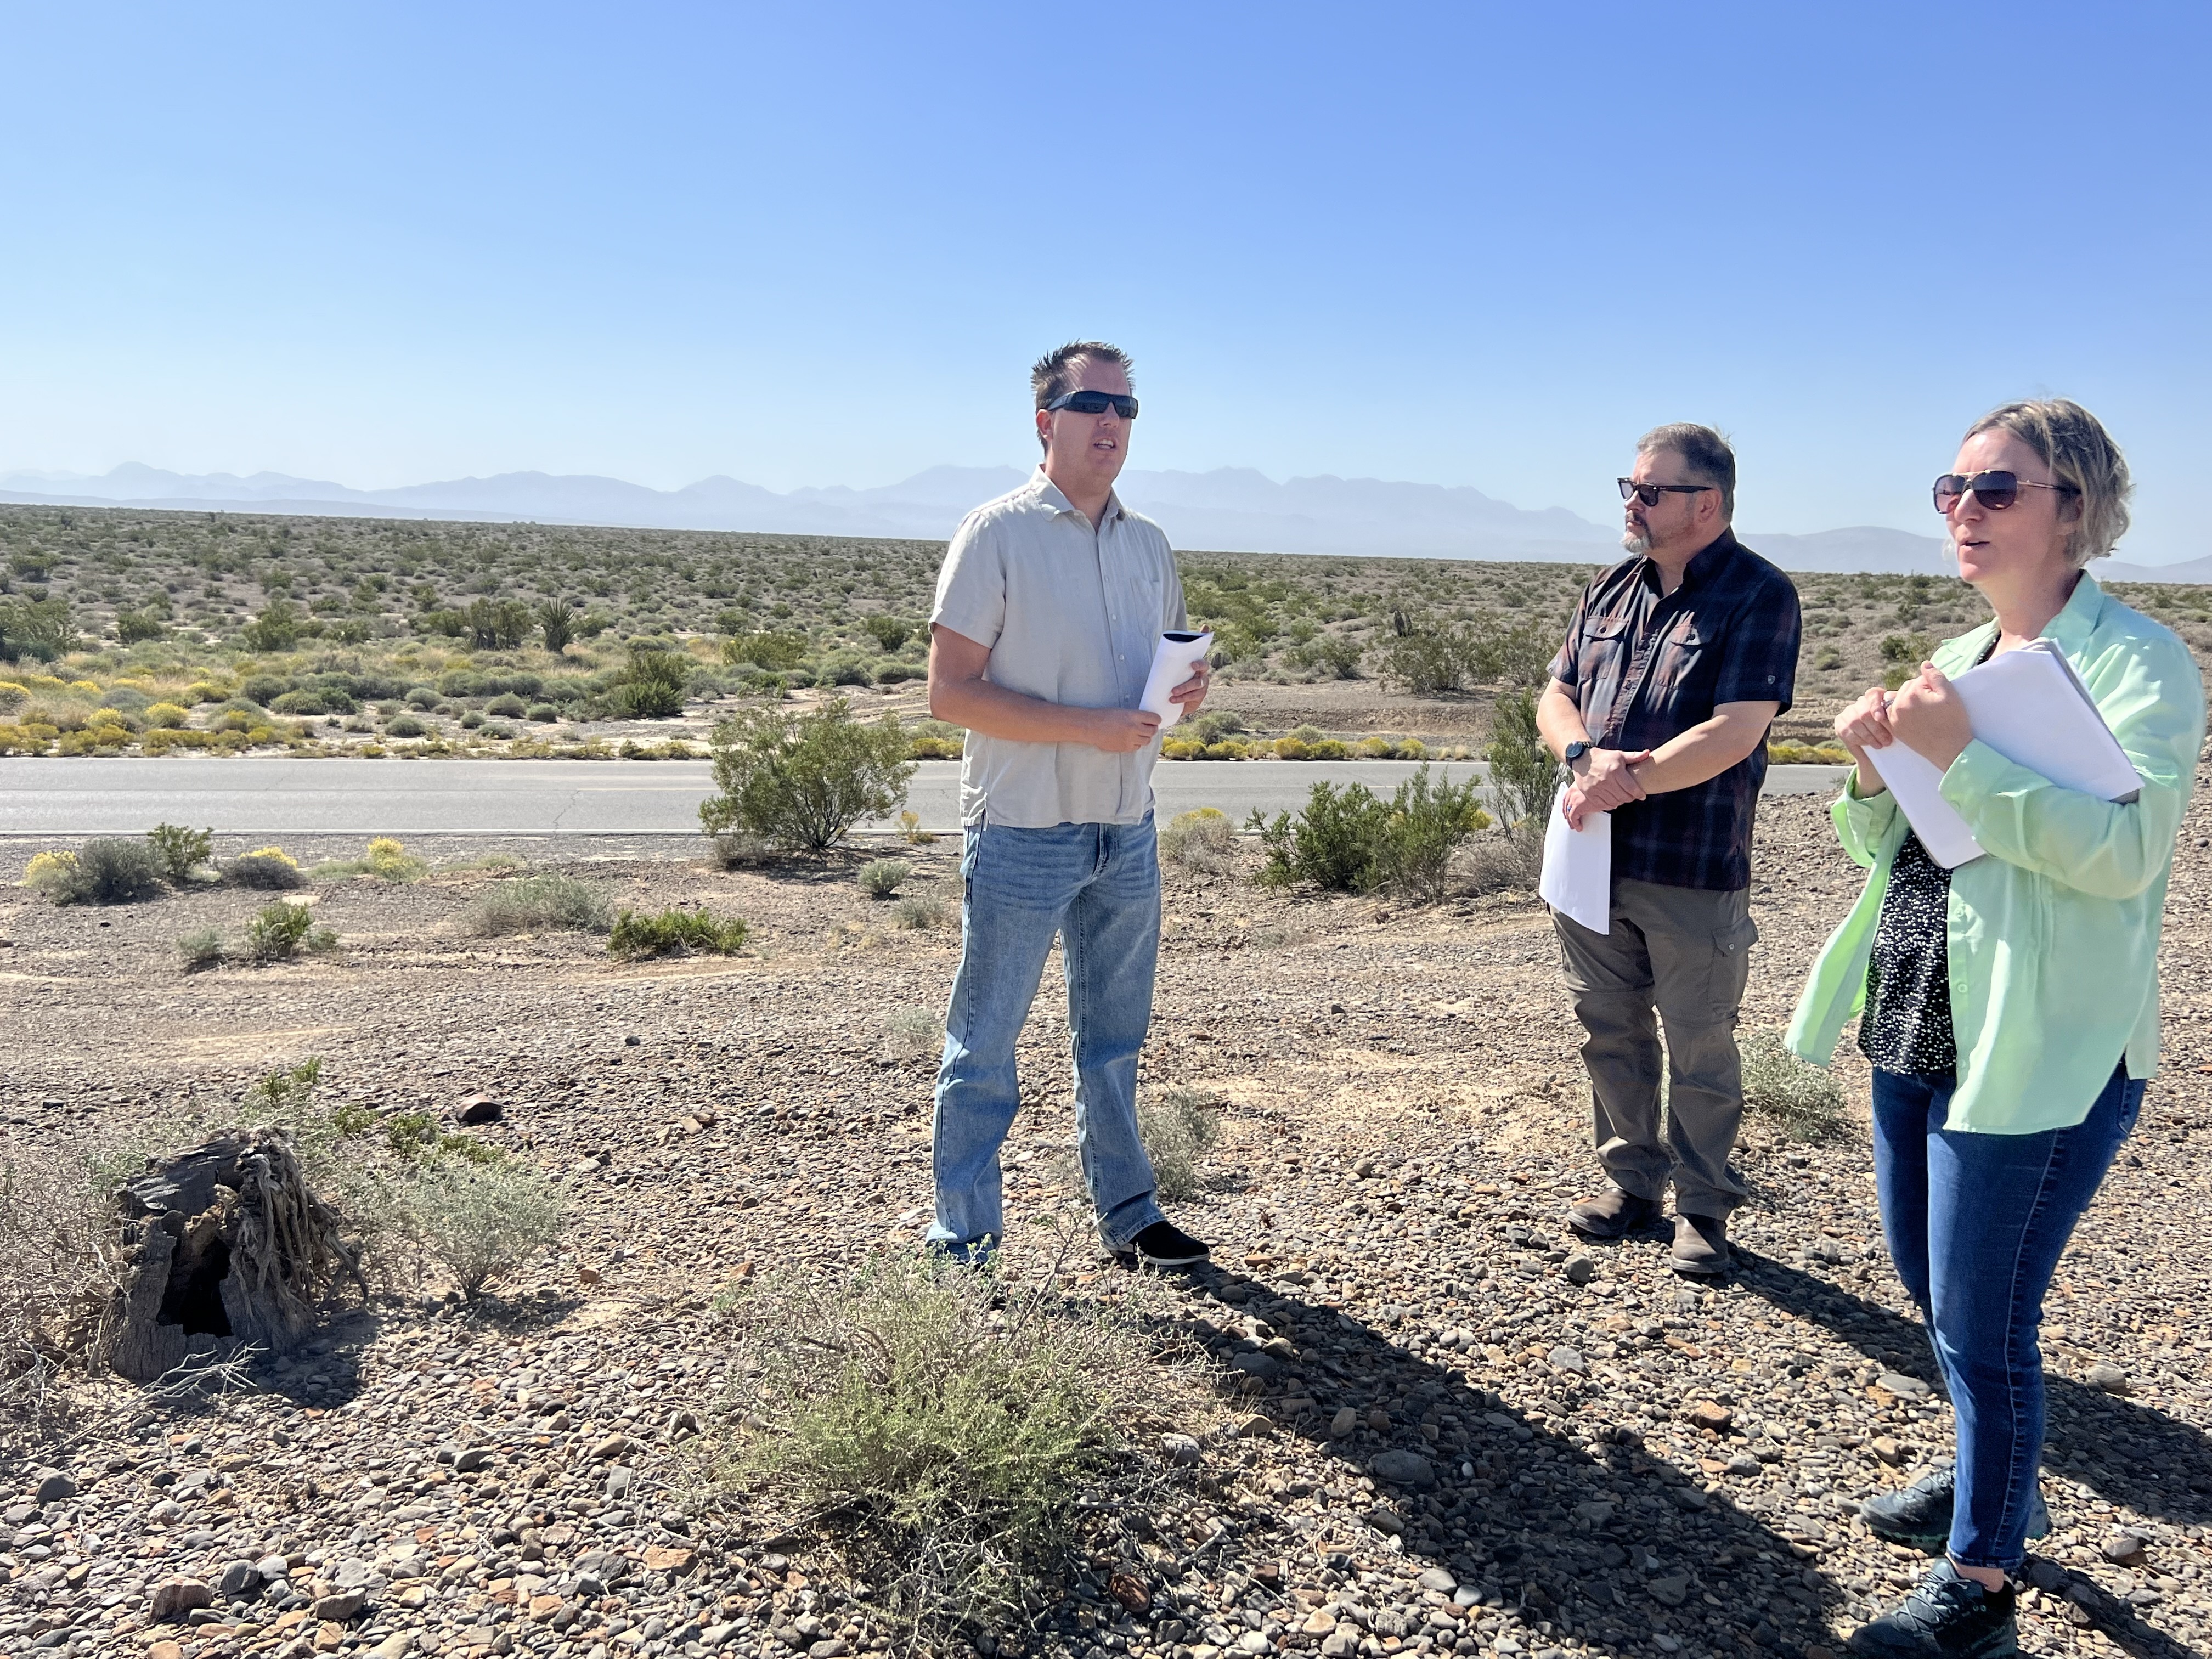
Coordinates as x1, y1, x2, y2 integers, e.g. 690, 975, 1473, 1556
1786, 400, 2204, 1659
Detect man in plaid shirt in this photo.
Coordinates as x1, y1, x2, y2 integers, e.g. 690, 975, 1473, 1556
1537, 424, 1802, 1275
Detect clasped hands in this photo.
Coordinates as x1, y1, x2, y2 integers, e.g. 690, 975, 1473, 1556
1559, 746, 1650, 831
1833, 662, 1973, 774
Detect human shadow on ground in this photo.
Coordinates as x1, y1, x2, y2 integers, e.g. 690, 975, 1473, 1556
1170, 1261, 1854, 1658
1732, 1252, 2212, 1526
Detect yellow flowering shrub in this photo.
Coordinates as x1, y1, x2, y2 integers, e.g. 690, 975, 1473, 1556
24, 850, 78, 892
144, 702, 191, 729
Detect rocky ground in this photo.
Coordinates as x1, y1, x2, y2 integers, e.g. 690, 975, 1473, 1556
4, 767, 2211, 1659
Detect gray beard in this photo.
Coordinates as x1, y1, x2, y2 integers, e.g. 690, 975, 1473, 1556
1622, 530, 1651, 556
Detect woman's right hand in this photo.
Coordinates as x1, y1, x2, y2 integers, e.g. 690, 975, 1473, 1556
1834, 686, 1894, 798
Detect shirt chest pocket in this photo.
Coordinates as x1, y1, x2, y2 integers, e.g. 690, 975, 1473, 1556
1119, 566, 1166, 629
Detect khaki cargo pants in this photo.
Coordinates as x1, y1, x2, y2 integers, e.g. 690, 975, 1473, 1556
1553, 876, 1757, 1217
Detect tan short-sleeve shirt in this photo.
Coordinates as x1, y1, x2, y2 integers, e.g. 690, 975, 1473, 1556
930, 470, 1186, 828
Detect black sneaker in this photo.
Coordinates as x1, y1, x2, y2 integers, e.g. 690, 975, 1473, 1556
1110, 1220, 1211, 1269
1848, 1560, 2018, 1657
1860, 1465, 2051, 1553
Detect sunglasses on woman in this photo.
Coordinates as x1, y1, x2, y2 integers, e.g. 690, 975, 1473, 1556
1932, 470, 2078, 513
1045, 389, 1139, 419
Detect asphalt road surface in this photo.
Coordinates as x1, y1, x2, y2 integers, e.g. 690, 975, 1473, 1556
0, 757, 1852, 838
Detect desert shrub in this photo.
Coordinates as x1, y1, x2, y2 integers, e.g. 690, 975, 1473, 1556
1767, 740, 1853, 764
466, 873, 611, 936
385, 713, 427, 738
722, 629, 809, 670
1250, 766, 1488, 902
400, 1153, 565, 1299
701, 697, 916, 853
1290, 635, 1364, 678
1740, 1029, 1850, 1143
311, 836, 428, 883
860, 857, 911, 898
879, 1005, 943, 1060
891, 895, 946, 932
608, 906, 749, 960
246, 900, 336, 962
608, 645, 691, 719
486, 692, 527, 718
1139, 1087, 1221, 1202
146, 823, 214, 883
862, 614, 917, 651
23, 850, 78, 895
907, 733, 963, 759
1159, 806, 1238, 876
177, 927, 226, 970
1187, 710, 1245, 744
0, 596, 76, 662
899, 809, 936, 846
227, 846, 305, 889
538, 597, 577, 653
43, 838, 165, 905
142, 701, 190, 729
525, 702, 558, 722
1485, 687, 1559, 838
718, 1250, 1184, 1641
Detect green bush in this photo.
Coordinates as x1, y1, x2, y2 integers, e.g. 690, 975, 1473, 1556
1250, 765, 1489, 902
860, 857, 911, 898
486, 692, 527, 718
385, 713, 427, 737
400, 1152, 565, 1299
246, 900, 336, 962
1485, 687, 1559, 838
1740, 1029, 1850, 1143
719, 1251, 1179, 1641
861, 615, 917, 652
466, 873, 611, 936
608, 645, 690, 719
45, 838, 165, 905
227, 847, 306, 889
146, 823, 215, 884
1159, 806, 1238, 876
721, 629, 809, 671
1139, 1087, 1221, 1202
700, 697, 916, 854
891, 895, 946, 932
176, 927, 225, 970
115, 610, 167, 645
608, 906, 749, 959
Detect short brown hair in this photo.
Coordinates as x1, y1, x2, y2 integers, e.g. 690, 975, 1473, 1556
1031, 341, 1135, 409
1637, 422, 1736, 519
1964, 399, 2131, 567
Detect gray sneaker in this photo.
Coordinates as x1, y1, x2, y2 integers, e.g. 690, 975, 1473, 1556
1860, 1465, 2051, 1553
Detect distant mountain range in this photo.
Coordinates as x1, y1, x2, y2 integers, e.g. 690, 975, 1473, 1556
2, 461, 2203, 582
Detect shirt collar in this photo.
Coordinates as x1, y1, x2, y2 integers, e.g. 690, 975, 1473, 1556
1636, 526, 1737, 595
1030, 467, 1126, 523
2043, 568, 2107, 651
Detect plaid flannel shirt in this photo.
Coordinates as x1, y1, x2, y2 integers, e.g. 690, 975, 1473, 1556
1549, 529, 1803, 891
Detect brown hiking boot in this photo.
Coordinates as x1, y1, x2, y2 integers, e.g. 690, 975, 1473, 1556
1566, 1186, 1663, 1240
1671, 1212, 1731, 1276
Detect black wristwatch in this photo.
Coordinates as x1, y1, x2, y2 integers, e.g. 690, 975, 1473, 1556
1562, 740, 1591, 765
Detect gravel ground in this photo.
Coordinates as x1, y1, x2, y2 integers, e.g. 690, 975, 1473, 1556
3, 771, 2211, 1659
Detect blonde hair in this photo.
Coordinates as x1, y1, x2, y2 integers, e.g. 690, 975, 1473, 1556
1965, 399, 2131, 567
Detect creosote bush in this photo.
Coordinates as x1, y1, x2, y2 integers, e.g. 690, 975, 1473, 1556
1138, 1087, 1221, 1202
608, 906, 749, 960
1159, 806, 1238, 877
1484, 687, 1558, 840
37, 838, 165, 905
400, 1154, 566, 1300
701, 697, 916, 854
1249, 765, 1489, 902
1740, 1029, 1852, 1143
465, 873, 611, 936
246, 900, 337, 963
860, 857, 911, 898
227, 845, 305, 889
146, 823, 215, 884
718, 1249, 1190, 1641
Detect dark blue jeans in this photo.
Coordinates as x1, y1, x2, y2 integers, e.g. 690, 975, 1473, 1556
1870, 1063, 2145, 1570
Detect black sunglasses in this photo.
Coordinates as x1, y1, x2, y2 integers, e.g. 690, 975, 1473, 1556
1932, 470, 2078, 514
1045, 388, 1139, 420
1618, 478, 1712, 506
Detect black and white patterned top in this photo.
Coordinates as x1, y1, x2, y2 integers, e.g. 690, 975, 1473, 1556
1860, 828, 1956, 1076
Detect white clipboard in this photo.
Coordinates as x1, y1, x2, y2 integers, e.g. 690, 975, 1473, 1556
1539, 797, 1612, 934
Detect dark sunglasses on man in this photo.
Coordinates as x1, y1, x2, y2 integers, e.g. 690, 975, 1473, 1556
1045, 389, 1139, 420
1618, 478, 1713, 507
1932, 470, 2078, 514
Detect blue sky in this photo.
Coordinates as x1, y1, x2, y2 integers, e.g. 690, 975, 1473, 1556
2, 1, 2206, 561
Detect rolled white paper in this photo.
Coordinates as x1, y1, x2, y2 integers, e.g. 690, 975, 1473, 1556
1138, 630, 1214, 729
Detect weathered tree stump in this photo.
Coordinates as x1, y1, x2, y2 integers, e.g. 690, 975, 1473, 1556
103, 1128, 361, 1382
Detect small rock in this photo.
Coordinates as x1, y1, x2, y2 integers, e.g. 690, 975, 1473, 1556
453, 1094, 503, 1124
1571, 1499, 1615, 1524
1231, 1351, 1279, 1380
1562, 1255, 1595, 1285
1415, 1567, 1457, 1593
453, 1447, 494, 1474
1647, 1572, 1691, 1607
367, 1636, 414, 1659
1301, 1610, 1337, 1635
1233, 1413, 1275, 1437
1686, 1400, 1734, 1433
1370, 1449, 1436, 1488
151, 1579, 214, 1622
1876, 1373, 1932, 1400
644, 1545, 697, 1574
1872, 1436, 1906, 1465
1547, 1345, 1585, 1374
809, 1642, 850, 1659
1321, 1632, 1360, 1658
311, 1590, 368, 1622
2085, 1363, 2133, 1395
1236, 1634, 1272, 1656
146, 1644, 185, 1659
591, 1432, 634, 1460
255, 1554, 291, 1580
1725, 1454, 1762, 1476
33, 1471, 76, 1504
215, 1560, 263, 1600
1328, 1407, 1358, 1438
1363, 1505, 1407, 1536
1160, 1433, 1202, 1466
1669, 1486, 1709, 1511
2024, 1560, 2068, 1593
2102, 1531, 2148, 1567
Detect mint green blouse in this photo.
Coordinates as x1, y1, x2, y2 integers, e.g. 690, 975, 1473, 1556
1786, 574, 2205, 1133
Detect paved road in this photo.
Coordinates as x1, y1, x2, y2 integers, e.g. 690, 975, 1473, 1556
0, 757, 1850, 837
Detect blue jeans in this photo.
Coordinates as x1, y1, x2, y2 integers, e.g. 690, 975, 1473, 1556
1871, 1062, 2145, 1570
928, 815, 1166, 1256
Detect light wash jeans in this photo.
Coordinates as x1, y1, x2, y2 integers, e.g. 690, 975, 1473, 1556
928, 814, 1165, 1257
1871, 1061, 2144, 1570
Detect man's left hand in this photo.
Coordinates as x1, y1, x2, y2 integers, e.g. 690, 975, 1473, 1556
1169, 658, 1211, 714
1888, 662, 1973, 770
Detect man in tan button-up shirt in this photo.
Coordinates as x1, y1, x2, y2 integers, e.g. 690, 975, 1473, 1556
923, 341, 1214, 1271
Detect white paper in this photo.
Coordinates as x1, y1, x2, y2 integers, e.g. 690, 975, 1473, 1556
1138, 631, 1214, 728
1864, 641, 2142, 868
1539, 796, 1612, 934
